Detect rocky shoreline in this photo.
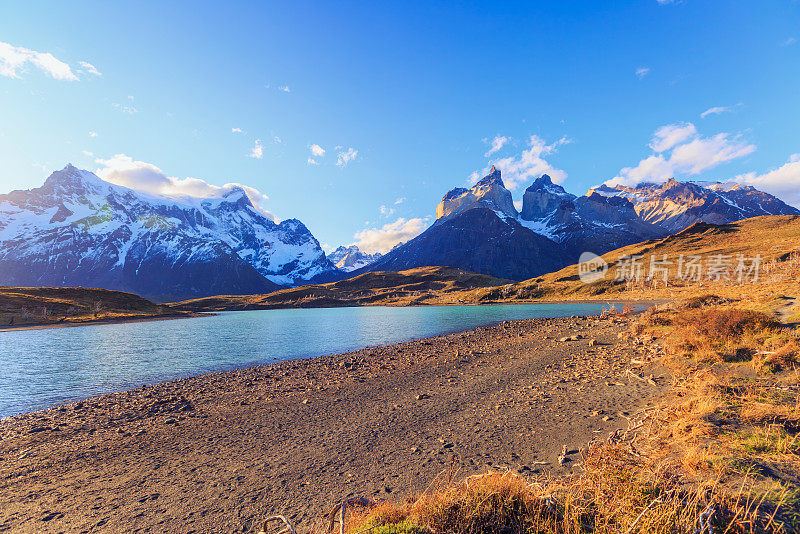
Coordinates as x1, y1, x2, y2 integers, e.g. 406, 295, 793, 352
0, 314, 667, 533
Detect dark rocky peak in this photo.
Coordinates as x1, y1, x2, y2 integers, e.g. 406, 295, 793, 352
525, 174, 558, 191
474, 165, 504, 189
220, 186, 254, 209
520, 174, 574, 220
583, 191, 633, 208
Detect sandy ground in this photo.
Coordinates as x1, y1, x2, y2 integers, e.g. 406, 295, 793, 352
0, 314, 667, 534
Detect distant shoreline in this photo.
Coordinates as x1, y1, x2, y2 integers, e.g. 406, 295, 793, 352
0, 299, 657, 332
0, 312, 208, 333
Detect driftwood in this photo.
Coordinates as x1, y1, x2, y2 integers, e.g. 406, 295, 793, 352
326, 497, 376, 534
258, 515, 297, 534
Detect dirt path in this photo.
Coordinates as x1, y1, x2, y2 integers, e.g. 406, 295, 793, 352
0, 315, 667, 533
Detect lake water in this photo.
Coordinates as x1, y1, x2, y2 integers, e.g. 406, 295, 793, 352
0, 303, 634, 417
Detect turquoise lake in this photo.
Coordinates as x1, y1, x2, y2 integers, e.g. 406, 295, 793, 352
0, 303, 635, 417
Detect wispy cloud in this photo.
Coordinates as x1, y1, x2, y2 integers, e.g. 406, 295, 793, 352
266, 83, 291, 93
484, 135, 509, 157
379, 204, 395, 217
353, 217, 429, 254
307, 157, 320, 166
336, 147, 358, 167
95, 154, 276, 219
0, 41, 78, 81
231, 127, 243, 133
608, 122, 756, 187
783, 37, 796, 46
88, 131, 98, 138
78, 61, 101, 77
650, 122, 697, 152
113, 102, 138, 114
635, 66, 651, 79
471, 135, 570, 190
113, 95, 137, 114
249, 139, 263, 159
700, 106, 733, 119
394, 197, 405, 205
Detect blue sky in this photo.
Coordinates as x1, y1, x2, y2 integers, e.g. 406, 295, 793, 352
1, 1, 799, 252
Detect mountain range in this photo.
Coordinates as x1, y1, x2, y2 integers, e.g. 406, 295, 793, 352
326, 245, 383, 272
0, 165, 334, 301
355, 166, 798, 280
1, 164, 797, 300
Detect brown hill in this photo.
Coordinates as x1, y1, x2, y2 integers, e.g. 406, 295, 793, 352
468, 214, 800, 306
0, 287, 196, 329
171, 266, 511, 311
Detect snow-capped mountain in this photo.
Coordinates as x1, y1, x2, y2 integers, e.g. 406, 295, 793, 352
327, 245, 382, 272
355, 168, 798, 282
357, 168, 571, 280
0, 165, 336, 301
592, 178, 799, 233
519, 175, 665, 259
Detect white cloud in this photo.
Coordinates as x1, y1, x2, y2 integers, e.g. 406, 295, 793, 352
700, 106, 732, 119
113, 102, 138, 114
484, 135, 508, 157
0, 41, 78, 81
249, 139, 263, 159
736, 154, 800, 206
94, 154, 275, 219
353, 217, 429, 254
273, 135, 282, 144
307, 157, 319, 166
635, 66, 651, 79
394, 197, 405, 205
608, 122, 756, 187
78, 61, 101, 77
650, 122, 697, 152
783, 37, 796, 46
88, 131, 98, 138
278, 85, 290, 93
471, 135, 570, 190
309, 144, 325, 157
82, 150, 94, 157
231, 127, 243, 133
379, 204, 395, 217
336, 147, 358, 167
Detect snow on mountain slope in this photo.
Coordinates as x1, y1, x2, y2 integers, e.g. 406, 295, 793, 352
592, 178, 800, 233
0, 165, 336, 300
326, 245, 382, 272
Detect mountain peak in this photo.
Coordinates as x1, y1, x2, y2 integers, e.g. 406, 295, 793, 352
474, 166, 504, 188
43, 164, 105, 193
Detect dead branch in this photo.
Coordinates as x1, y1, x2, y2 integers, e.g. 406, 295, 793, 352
258, 515, 297, 534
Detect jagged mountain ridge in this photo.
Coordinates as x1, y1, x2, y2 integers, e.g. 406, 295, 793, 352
326, 245, 382, 272
0, 165, 336, 301
592, 178, 800, 233
354, 168, 797, 282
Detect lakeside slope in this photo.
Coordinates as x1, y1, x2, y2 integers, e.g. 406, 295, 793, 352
0, 287, 198, 330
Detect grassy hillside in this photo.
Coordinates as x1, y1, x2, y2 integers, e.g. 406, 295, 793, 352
171, 266, 512, 311
0, 286, 196, 329
468, 215, 800, 309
